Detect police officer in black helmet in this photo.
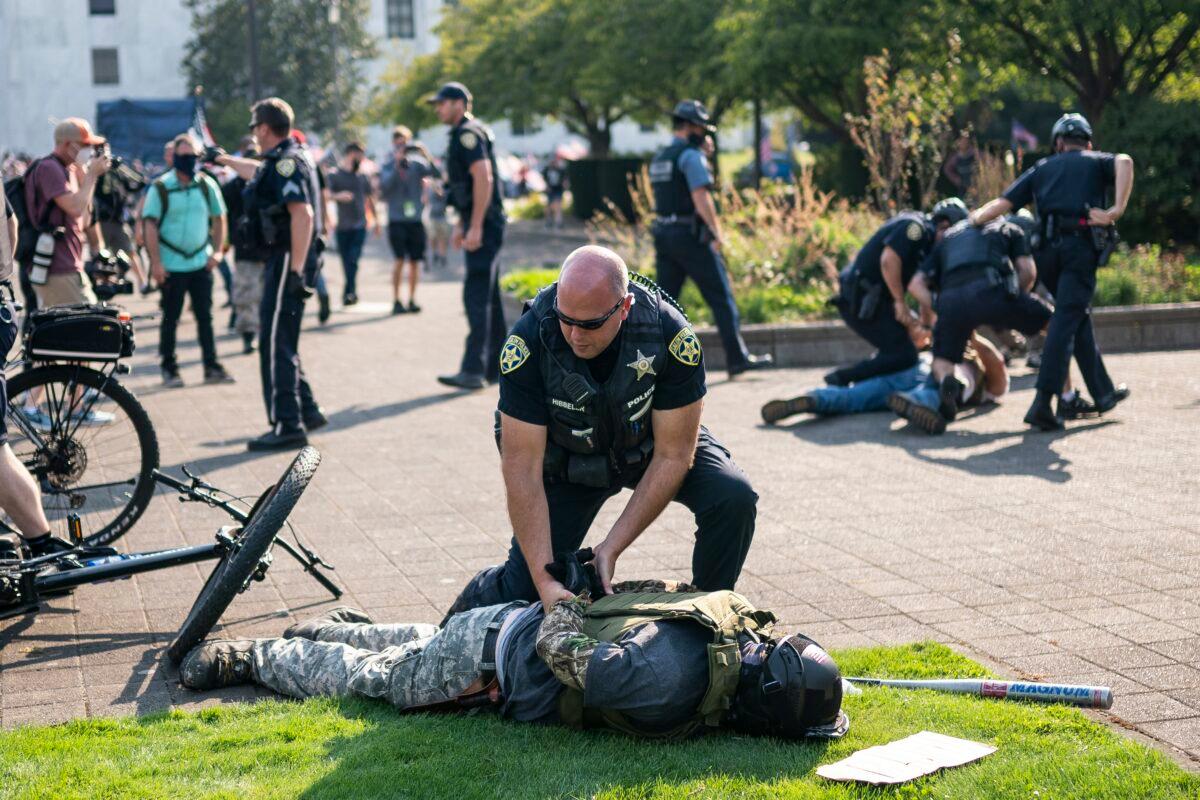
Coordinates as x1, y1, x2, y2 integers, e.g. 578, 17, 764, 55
429, 81, 508, 391
825, 199, 963, 387
650, 100, 772, 378
971, 113, 1133, 430
212, 98, 327, 450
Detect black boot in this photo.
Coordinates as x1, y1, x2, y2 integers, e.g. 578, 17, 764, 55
1024, 390, 1064, 431
938, 375, 964, 422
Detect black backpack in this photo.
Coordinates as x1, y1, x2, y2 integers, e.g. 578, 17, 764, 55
3, 157, 52, 266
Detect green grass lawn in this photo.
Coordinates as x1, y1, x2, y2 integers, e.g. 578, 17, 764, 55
1, 643, 1195, 800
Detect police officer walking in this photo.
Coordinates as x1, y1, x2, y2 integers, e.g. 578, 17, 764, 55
214, 98, 327, 450
901, 213, 1052, 429
443, 245, 759, 619
971, 114, 1133, 430
826, 199, 967, 386
650, 100, 771, 378
428, 82, 507, 391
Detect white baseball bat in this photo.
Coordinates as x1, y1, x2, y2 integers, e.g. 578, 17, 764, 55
845, 677, 1113, 709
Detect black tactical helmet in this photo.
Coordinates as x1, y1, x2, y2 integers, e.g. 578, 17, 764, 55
931, 197, 969, 227
728, 634, 849, 739
671, 100, 716, 132
1051, 113, 1092, 144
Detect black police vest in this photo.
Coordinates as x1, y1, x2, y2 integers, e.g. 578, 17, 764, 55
939, 221, 1006, 277
1030, 151, 1112, 216
649, 140, 696, 217
241, 140, 307, 254
531, 282, 665, 485
447, 118, 503, 218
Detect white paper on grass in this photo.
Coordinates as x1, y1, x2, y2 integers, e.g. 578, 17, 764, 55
816, 731, 996, 785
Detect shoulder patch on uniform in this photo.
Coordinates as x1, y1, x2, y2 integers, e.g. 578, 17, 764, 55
907, 221, 923, 241
276, 158, 296, 177
669, 327, 702, 366
459, 130, 478, 150
500, 335, 530, 374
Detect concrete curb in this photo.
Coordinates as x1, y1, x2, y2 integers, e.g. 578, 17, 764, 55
694, 301, 1200, 371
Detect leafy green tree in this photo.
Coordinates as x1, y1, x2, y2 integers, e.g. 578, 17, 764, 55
957, 0, 1200, 123
184, 0, 377, 147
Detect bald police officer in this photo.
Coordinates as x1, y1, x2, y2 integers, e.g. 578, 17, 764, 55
971, 113, 1133, 430
429, 82, 507, 391
826, 199, 966, 387
650, 100, 771, 378
443, 245, 759, 618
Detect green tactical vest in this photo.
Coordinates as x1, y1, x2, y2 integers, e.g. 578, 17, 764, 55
558, 590, 776, 739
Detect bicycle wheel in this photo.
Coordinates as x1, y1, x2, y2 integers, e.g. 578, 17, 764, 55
167, 446, 320, 664
3, 364, 159, 547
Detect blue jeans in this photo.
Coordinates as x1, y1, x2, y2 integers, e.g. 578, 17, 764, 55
898, 379, 941, 412
335, 228, 367, 296
808, 362, 927, 414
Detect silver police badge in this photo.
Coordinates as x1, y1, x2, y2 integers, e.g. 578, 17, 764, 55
626, 349, 657, 381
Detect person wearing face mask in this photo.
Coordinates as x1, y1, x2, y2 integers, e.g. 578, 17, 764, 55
649, 101, 772, 380
327, 142, 378, 307
142, 133, 234, 387
23, 118, 110, 308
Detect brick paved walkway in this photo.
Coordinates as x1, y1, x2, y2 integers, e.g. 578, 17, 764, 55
3, 225, 1199, 765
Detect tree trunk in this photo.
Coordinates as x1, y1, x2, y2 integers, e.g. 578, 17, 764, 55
588, 126, 612, 158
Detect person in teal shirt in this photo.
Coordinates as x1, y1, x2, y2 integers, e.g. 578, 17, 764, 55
143, 133, 233, 386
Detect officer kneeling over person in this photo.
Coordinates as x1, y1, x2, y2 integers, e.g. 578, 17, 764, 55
896, 211, 1053, 431
180, 575, 848, 741
444, 245, 759, 619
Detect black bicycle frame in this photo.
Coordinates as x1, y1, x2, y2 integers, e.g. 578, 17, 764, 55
35, 541, 225, 593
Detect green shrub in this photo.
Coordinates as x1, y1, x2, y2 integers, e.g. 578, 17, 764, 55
1095, 245, 1200, 306
499, 267, 559, 301
507, 193, 547, 221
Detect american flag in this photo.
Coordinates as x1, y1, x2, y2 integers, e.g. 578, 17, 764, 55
189, 88, 216, 148
1010, 119, 1038, 151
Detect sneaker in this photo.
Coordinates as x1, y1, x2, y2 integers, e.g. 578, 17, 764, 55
179, 639, 258, 690
407, 301, 422, 314
72, 409, 115, 427
888, 392, 947, 435
162, 369, 184, 388
283, 606, 373, 640
760, 395, 817, 424
392, 301, 408, 315
247, 428, 308, 452
437, 372, 487, 390
1060, 394, 1098, 420
19, 406, 53, 433
343, 293, 358, 307
204, 364, 236, 385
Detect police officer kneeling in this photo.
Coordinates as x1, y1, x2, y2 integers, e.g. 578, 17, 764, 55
444, 245, 759, 618
903, 211, 1052, 429
970, 113, 1133, 430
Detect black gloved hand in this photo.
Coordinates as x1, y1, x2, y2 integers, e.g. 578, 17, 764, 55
203, 145, 227, 165
545, 547, 608, 598
285, 270, 314, 301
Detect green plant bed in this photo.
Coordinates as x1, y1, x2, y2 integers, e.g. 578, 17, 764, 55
1094, 245, 1200, 307
2, 643, 1194, 800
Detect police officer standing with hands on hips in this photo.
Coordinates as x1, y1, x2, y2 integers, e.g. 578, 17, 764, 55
650, 101, 772, 378
210, 98, 327, 450
970, 113, 1133, 430
825, 199, 967, 387
442, 245, 759, 618
428, 82, 507, 391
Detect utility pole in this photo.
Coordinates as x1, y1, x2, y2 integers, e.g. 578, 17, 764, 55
330, 0, 341, 144
247, 0, 262, 101
752, 95, 763, 188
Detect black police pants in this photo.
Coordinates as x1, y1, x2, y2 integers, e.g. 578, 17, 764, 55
932, 281, 1052, 363
159, 269, 218, 372
443, 428, 758, 618
833, 289, 918, 384
459, 218, 507, 381
1033, 237, 1115, 399
653, 225, 751, 370
259, 254, 320, 432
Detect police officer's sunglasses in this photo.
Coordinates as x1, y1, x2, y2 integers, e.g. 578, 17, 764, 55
553, 295, 629, 330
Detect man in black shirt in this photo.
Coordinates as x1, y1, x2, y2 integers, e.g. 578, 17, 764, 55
444, 245, 758, 618
970, 113, 1133, 429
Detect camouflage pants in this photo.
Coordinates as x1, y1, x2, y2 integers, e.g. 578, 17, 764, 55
251, 603, 518, 709
232, 258, 265, 336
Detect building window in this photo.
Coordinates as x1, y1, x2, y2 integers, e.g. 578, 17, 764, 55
92, 48, 119, 85
90, 0, 116, 14
386, 0, 415, 39
640, 123, 656, 133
